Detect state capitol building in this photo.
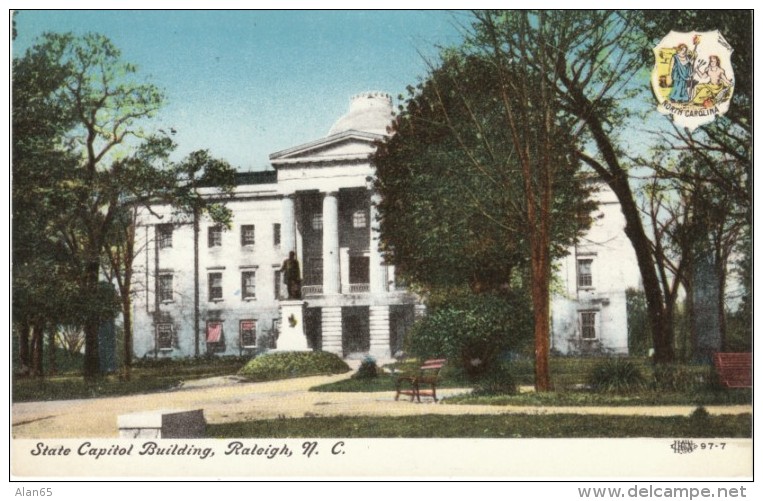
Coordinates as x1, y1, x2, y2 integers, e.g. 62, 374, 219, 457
132, 92, 640, 360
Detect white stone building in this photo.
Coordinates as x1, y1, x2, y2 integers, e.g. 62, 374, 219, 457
132, 92, 421, 360
131, 91, 640, 360
551, 183, 642, 355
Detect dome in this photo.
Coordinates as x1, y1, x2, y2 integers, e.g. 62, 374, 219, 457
328, 92, 393, 136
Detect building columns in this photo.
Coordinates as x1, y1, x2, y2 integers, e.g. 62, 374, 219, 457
369, 192, 387, 294
281, 194, 296, 256
322, 191, 340, 294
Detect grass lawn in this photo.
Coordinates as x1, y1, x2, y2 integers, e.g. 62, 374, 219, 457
12, 356, 248, 403
447, 388, 752, 407
208, 413, 753, 438
310, 372, 469, 393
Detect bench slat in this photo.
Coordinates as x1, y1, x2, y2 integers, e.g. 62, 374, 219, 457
713, 353, 752, 389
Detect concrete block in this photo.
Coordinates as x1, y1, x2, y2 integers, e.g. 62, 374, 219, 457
118, 409, 206, 439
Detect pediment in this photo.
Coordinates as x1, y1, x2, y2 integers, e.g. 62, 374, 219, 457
269, 130, 385, 165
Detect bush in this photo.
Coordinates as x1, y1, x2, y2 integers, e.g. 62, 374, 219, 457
238, 351, 350, 382
587, 358, 647, 394
652, 363, 712, 392
407, 291, 532, 378
134, 355, 250, 370
472, 362, 517, 396
351, 356, 378, 380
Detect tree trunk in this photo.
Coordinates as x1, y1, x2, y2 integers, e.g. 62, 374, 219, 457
122, 295, 132, 381
121, 219, 135, 380
193, 207, 201, 357
532, 258, 552, 391
18, 319, 31, 376
31, 322, 44, 378
83, 260, 101, 380
47, 326, 57, 375
579, 106, 674, 364
717, 261, 728, 351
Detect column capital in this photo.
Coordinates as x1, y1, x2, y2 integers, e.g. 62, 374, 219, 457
323, 190, 340, 198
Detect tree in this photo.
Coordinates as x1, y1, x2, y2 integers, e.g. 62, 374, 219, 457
168, 150, 236, 357
638, 11, 751, 358
14, 33, 165, 379
12, 26, 79, 376
461, 10, 685, 364
374, 49, 593, 390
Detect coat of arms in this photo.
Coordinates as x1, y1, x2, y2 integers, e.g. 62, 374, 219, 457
652, 30, 734, 130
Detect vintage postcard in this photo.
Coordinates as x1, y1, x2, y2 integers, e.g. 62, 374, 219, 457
8, 7, 753, 490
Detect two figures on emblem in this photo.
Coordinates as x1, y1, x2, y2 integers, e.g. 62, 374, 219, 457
666, 44, 733, 106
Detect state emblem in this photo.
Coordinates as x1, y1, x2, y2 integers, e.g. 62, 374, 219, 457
652, 30, 734, 130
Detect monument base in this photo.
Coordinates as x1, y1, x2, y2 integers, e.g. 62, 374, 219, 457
274, 300, 310, 351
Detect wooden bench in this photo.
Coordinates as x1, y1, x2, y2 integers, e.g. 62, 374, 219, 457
713, 352, 752, 388
395, 359, 446, 403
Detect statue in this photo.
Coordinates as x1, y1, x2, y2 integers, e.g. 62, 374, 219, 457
280, 251, 302, 299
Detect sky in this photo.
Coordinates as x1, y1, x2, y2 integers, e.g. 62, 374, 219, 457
12, 10, 466, 171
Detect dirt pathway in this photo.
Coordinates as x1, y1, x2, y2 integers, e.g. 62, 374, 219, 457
12, 374, 752, 438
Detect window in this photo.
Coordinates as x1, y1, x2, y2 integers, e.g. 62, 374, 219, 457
352, 210, 367, 229
312, 213, 323, 230
208, 226, 222, 247
158, 274, 173, 302
581, 312, 597, 339
157, 224, 173, 249
306, 257, 323, 285
349, 256, 370, 285
241, 224, 255, 246
273, 223, 281, 247
241, 271, 256, 300
156, 323, 173, 351
577, 259, 593, 288
208, 272, 223, 301
240, 320, 257, 349
206, 321, 225, 352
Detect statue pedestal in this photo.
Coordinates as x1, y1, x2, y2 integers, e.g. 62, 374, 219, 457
274, 300, 310, 351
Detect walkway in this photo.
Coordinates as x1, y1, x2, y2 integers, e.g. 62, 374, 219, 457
11, 373, 752, 438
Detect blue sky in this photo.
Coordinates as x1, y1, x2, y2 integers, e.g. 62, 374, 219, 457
13, 10, 466, 171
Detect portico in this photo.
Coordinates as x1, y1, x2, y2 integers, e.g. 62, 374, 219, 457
268, 92, 414, 358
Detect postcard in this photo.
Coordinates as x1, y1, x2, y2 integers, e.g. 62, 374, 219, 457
9, 7, 753, 489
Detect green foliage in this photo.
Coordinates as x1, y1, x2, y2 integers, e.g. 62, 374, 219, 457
472, 362, 517, 396
351, 356, 378, 380
373, 51, 593, 294
209, 413, 752, 439
406, 291, 532, 378
691, 406, 710, 421
652, 363, 712, 393
587, 358, 647, 394
238, 351, 350, 382
134, 355, 249, 370
13, 31, 172, 378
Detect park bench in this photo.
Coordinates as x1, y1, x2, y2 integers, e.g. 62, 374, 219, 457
712, 352, 752, 389
394, 359, 446, 403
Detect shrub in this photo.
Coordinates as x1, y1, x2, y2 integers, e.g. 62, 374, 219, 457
652, 363, 712, 392
407, 291, 532, 378
691, 406, 710, 420
238, 351, 350, 382
472, 362, 518, 396
587, 358, 646, 394
352, 356, 378, 380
